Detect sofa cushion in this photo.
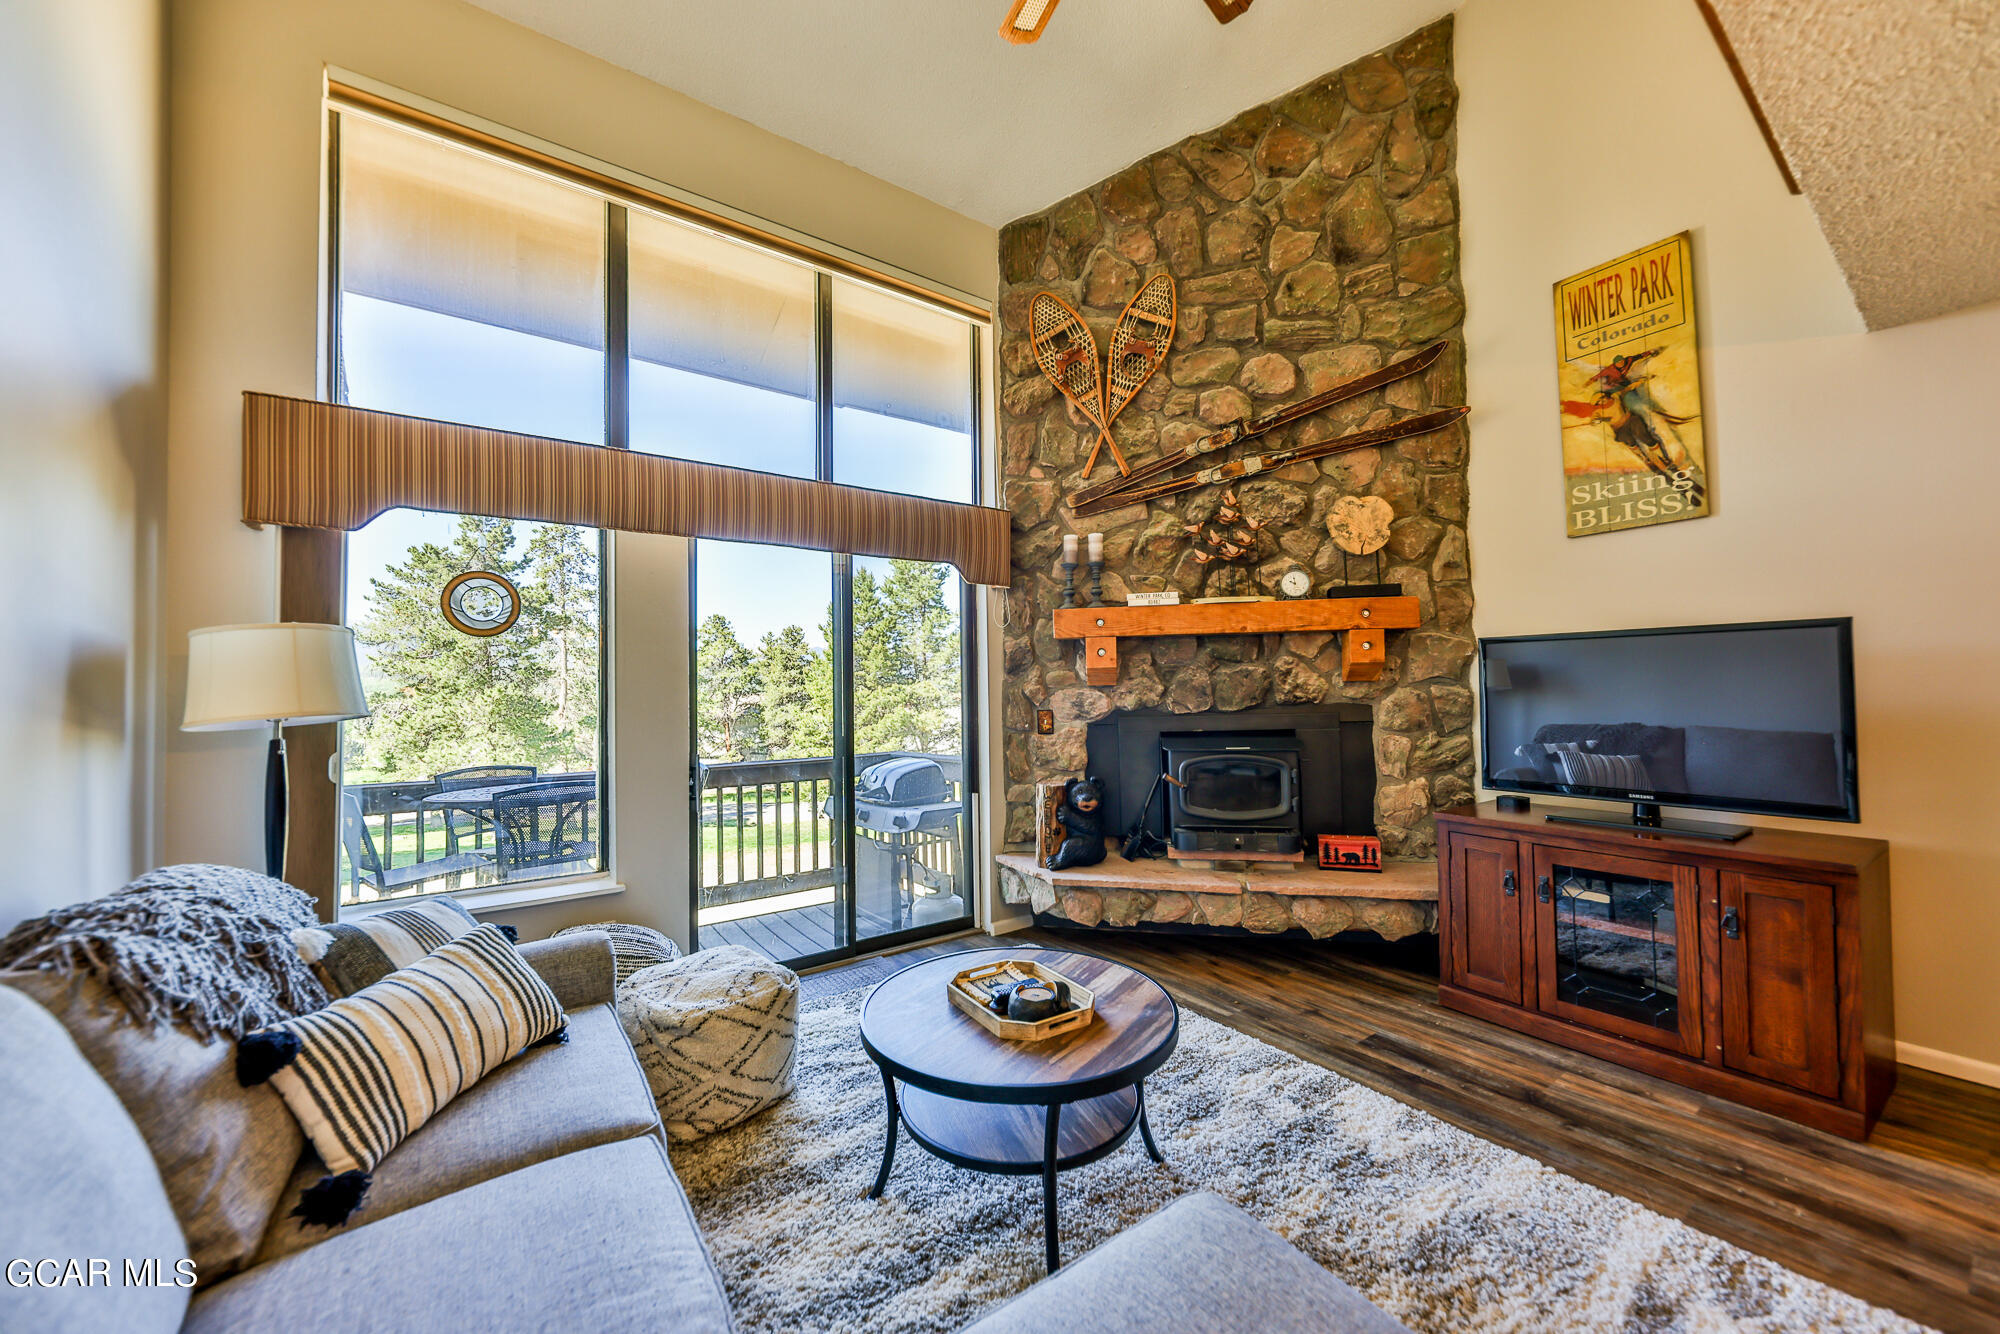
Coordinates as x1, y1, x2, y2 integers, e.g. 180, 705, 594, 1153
1682, 724, 1843, 809
961, 1193, 1410, 1334
187, 1136, 733, 1334
0, 983, 191, 1334
0, 967, 303, 1283
254, 1000, 658, 1262
292, 896, 497, 997
516, 929, 617, 1009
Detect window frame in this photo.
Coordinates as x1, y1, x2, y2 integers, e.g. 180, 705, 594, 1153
321, 92, 988, 919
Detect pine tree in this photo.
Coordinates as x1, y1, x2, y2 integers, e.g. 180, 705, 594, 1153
348, 516, 555, 780
523, 524, 601, 771
757, 624, 832, 759
695, 613, 763, 761
850, 560, 961, 755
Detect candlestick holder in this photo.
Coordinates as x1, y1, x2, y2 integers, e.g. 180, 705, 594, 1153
1086, 559, 1104, 607
1059, 560, 1079, 609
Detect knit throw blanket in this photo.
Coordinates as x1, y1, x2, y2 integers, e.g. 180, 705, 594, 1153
0, 864, 330, 1040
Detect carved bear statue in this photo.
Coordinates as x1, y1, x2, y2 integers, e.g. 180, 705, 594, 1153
1045, 776, 1110, 872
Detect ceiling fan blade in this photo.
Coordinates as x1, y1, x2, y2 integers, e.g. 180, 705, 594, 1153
1001, 0, 1062, 44
1201, 0, 1255, 23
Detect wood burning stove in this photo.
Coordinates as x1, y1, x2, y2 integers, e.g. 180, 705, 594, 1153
1161, 735, 1302, 855
1085, 704, 1376, 859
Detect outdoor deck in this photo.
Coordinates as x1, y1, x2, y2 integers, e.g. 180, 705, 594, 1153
700, 894, 905, 959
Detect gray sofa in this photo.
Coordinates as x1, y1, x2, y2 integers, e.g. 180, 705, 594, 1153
1, 930, 735, 1334
3, 915, 1409, 1334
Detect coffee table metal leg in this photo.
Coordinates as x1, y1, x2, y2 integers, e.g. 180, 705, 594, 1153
1136, 1081, 1165, 1164
1042, 1101, 1063, 1273
867, 1066, 899, 1199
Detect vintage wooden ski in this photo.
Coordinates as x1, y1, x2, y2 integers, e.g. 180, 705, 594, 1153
1070, 406, 1468, 517
1066, 339, 1451, 512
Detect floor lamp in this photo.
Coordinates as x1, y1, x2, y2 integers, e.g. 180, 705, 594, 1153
182, 623, 370, 879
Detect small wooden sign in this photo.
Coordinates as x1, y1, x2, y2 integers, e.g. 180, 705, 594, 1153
1318, 834, 1383, 871
1035, 781, 1070, 865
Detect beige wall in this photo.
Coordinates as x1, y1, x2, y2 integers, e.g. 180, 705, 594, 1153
1457, 0, 2000, 1082
162, 0, 997, 944
0, 0, 166, 930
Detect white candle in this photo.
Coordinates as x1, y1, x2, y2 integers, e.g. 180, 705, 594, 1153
1062, 533, 1078, 564
1087, 532, 1104, 562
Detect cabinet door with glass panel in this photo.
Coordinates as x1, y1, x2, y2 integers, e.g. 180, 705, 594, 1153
1529, 846, 1705, 1057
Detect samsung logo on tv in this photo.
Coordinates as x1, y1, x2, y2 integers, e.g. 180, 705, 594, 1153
1627, 792, 1656, 800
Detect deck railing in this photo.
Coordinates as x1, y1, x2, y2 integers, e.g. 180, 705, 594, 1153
343, 753, 964, 915
339, 771, 596, 903
697, 752, 964, 911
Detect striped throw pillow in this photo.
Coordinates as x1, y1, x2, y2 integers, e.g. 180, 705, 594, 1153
1555, 748, 1654, 790
292, 896, 516, 997
237, 924, 566, 1226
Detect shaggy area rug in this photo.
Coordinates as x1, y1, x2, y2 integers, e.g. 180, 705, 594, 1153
669, 984, 1929, 1334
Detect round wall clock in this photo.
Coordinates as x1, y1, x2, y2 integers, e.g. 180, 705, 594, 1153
440, 570, 521, 637
1278, 567, 1314, 599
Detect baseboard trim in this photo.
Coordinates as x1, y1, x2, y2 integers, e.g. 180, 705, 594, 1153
1897, 1040, 2000, 1089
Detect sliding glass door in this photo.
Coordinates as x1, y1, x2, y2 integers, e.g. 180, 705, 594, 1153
690, 542, 974, 965
687, 275, 980, 965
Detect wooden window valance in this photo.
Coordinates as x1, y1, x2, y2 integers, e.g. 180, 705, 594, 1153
242, 392, 1012, 586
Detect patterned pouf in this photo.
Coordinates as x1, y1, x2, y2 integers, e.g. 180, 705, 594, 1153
553, 921, 681, 987
618, 945, 798, 1142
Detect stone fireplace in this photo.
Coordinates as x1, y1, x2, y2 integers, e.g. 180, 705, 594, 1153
996, 15, 1475, 916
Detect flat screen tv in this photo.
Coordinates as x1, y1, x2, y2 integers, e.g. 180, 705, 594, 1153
1480, 618, 1857, 839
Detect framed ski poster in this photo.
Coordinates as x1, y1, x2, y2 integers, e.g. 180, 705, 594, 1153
1554, 232, 1709, 536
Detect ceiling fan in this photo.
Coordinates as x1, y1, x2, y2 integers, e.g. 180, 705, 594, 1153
1001, 0, 1254, 45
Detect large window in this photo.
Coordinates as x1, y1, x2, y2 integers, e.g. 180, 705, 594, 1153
334, 114, 609, 904
327, 102, 982, 928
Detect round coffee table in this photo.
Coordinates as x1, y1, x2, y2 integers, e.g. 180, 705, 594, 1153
858, 947, 1179, 1272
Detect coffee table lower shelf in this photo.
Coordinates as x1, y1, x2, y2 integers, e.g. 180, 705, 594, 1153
867, 1077, 1164, 1272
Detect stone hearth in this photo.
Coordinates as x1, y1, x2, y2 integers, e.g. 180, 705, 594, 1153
994, 850, 1438, 941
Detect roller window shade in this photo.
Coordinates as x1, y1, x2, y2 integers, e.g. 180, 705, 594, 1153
629, 208, 816, 402
832, 277, 973, 435
342, 113, 973, 434
339, 114, 604, 352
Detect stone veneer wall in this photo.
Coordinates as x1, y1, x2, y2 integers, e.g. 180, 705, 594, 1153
996, 18, 1474, 861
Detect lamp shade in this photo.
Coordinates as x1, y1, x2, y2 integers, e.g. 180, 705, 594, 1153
182, 623, 370, 731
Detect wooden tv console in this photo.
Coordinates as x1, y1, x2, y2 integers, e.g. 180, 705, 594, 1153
1435, 802, 1894, 1139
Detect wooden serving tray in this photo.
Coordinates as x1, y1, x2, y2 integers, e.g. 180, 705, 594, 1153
948, 959, 1096, 1041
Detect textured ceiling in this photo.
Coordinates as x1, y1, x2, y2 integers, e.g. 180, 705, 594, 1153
1707, 0, 2000, 329
459, 0, 1457, 226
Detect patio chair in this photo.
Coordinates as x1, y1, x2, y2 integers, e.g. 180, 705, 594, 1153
433, 764, 537, 853
341, 792, 493, 899
490, 781, 598, 881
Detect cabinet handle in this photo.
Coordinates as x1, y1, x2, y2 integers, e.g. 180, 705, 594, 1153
1502, 870, 1517, 896
1723, 907, 1740, 940
1537, 876, 1552, 903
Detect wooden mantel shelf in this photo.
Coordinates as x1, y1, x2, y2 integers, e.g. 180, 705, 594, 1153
1051, 596, 1420, 685
995, 849, 1438, 901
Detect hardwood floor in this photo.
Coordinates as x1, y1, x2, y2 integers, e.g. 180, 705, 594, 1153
804, 927, 2000, 1333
